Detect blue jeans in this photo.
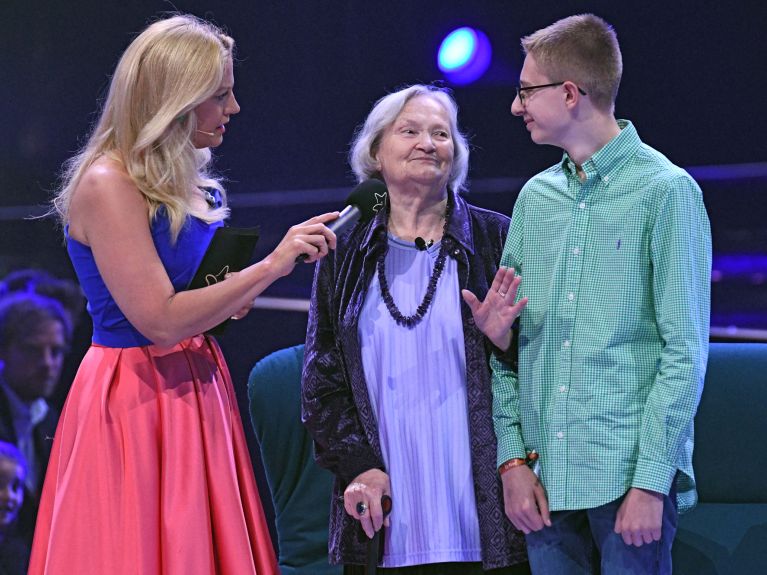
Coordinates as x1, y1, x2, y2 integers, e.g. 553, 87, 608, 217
525, 488, 678, 575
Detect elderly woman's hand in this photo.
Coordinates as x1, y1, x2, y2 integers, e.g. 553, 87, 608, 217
344, 468, 391, 539
462, 267, 528, 351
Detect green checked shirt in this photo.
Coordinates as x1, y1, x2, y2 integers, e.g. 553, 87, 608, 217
492, 120, 711, 513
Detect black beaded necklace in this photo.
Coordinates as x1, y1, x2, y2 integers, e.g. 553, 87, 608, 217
377, 196, 453, 328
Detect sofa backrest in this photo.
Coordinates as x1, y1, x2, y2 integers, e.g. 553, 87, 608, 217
694, 342, 767, 503
248, 344, 341, 575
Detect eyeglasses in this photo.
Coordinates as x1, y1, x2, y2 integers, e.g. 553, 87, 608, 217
515, 82, 587, 105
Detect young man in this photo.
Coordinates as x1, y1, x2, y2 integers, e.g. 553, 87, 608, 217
491, 14, 711, 574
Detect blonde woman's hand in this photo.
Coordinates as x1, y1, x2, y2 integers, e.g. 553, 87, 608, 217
265, 212, 339, 277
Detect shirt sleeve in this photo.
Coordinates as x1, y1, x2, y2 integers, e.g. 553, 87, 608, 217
300, 252, 384, 485
632, 174, 711, 494
491, 191, 528, 468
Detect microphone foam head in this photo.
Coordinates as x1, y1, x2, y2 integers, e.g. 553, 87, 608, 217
348, 179, 388, 223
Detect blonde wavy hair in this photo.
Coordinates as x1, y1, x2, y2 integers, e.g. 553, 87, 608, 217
53, 14, 233, 241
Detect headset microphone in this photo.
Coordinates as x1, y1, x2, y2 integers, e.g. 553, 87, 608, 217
196, 129, 217, 137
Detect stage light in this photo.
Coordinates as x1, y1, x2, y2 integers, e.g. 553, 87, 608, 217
438, 27, 492, 85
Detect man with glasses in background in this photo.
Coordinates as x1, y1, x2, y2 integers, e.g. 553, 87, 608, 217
476, 13, 711, 574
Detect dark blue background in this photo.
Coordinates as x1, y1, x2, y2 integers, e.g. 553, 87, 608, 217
2, 0, 766, 546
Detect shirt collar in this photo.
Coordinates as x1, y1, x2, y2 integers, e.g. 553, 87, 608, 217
561, 120, 642, 181
359, 188, 474, 255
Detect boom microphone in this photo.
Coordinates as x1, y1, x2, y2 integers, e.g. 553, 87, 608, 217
196, 129, 217, 136
296, 179, 388, 262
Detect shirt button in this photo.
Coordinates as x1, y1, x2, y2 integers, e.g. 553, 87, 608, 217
559, 385, 567, 392
567, 292, 574, 301
603, 175, 610, 183
563, 340, 571, 348
579, 201, 586, 209
453, 249, 460, 256
556, 431, 564, 439
572, 247, 580, 255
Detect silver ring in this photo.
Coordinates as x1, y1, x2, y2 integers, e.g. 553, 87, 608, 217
498, 291, 507, 298
356, 501, 368, 516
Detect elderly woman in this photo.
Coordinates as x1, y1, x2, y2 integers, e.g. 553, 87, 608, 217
302, 85, 530, 574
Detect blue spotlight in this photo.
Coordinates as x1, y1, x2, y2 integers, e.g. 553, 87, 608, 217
438, 27, 492, 85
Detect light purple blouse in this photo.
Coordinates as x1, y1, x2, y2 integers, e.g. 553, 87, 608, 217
358, 235, 481, 567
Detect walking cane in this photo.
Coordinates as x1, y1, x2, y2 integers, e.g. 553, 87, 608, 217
366, 495, 392, 575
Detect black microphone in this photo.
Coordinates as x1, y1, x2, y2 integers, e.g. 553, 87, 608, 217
327, 179, 388, 235
414, 237, 433, 251
296, 179, 388, 262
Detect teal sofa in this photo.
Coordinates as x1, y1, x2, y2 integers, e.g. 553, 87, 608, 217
249, 343, 765, 574
248, 345, 342, 575
672, 342, 767, 574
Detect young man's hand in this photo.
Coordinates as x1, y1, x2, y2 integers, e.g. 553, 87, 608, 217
614, 487, 664, 546
500, 464, 551, 533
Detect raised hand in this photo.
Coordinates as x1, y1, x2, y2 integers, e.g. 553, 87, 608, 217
462, 267, 528, 351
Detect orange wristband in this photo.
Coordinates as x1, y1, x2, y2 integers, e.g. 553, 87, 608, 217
498, 458, 526, 476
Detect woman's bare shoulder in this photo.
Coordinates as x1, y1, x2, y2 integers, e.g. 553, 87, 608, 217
77, 155, 139, 199
70, 155, 148, 243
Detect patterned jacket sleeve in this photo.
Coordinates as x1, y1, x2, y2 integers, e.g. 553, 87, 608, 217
301, 250, 384, 485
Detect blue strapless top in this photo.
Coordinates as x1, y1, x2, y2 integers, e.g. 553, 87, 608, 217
67, 192, 224, 347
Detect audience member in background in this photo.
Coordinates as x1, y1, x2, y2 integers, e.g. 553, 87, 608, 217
0, 441, 29, 575
0, 269, 85, 329
1, 269, 87, 412
302, 84, 529, 574
0, 293, 71, 545
27, 13, 336, 575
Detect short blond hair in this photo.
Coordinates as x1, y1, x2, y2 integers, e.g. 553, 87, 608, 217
54, 15, 234, 241
521, 14, 622, 112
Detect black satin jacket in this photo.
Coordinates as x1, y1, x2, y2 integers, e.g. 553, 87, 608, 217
301, 191, 527, 568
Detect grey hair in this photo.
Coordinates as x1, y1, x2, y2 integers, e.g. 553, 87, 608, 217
349, 85, 470, 193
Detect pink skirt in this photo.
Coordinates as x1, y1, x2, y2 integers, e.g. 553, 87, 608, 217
29, 335, 278, 574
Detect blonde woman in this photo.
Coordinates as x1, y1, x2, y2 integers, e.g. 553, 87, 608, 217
29, 14, 336, 574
